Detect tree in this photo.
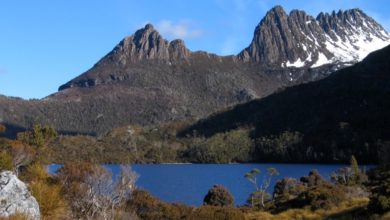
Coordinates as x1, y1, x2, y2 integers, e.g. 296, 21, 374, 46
255, 131, 302, 161
245, 167, 279, 209
350, 155, 359, 175
17, 124, 57, 148
58, 162, 138, 220
331, 155, 367, 186
203, 185, 234, 207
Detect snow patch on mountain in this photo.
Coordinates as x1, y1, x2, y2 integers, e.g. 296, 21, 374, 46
286, 58, 306, 68
312, 53, 331, 68
247, 7, 390, 69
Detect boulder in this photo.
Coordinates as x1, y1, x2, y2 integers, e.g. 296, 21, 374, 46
0, 171, 40, 220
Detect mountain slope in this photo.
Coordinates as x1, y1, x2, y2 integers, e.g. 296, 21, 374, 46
0, 23, 315, 136
179, 45, 390, 163
0, 6, 389, 136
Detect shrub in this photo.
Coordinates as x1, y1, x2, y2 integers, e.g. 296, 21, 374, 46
127, 190, 244, 220
58, 162, 138, 219
300, 170, 326, 187
298, 171, 346, 210
17, 124, 57, 148
0, 124, 6, 133
203, 185, 234, 207
272, 170, 347, 211
9, 142, 36, 175
22, 163, 48, 182
127, 190, 192, 220
188, 205, 245, 220
368, 166, 390, 213
30, 180, 67, 219
0, 150, 13, 171
0, 213, 29, 220
246, 191, 272, 210
273, 177, 306, 204
331, 155, 368, 186
297, 184, 346, 210
24, 163, 68, 219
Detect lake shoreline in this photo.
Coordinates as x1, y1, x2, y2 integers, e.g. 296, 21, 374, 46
48, 163, 375, 207
100, 161, 377, 166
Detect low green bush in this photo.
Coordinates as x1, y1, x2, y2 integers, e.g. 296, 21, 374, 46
203, 185, 234, 207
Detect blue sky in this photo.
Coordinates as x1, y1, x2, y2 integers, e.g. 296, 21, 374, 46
1, 0, 389, 99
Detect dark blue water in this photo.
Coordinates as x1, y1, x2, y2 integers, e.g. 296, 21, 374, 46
48, 163, 372, 207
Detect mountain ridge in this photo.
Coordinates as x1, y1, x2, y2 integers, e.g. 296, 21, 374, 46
0, 5, 389, 137
238, 6, 390, 68
58, 6, 390, 92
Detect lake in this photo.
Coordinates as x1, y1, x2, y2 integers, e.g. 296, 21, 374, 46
48, 163, 372, 207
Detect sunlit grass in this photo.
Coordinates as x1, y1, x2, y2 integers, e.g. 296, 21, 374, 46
245, 197, 369, 220
0, 213, 29, 220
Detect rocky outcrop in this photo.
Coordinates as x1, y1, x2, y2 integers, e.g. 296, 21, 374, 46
109, 24, 171, 64
238, 6, 390, 68
58, 24, 191, 91
100, 24, 190, 65
238, 6, 321, 65
0, 171, 40, 220
59, 6, 390, 92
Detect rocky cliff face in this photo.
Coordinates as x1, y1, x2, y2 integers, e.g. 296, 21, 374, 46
105, 24, 190, 64
0, 171, 40, 220
59, 24, 191, 90
238, 6, 390, 68
60, 6, 390, 92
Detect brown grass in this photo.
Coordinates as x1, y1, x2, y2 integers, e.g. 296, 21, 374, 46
0, 213, 29, 220
245, 197, 369, 220
24, 163, 69, 220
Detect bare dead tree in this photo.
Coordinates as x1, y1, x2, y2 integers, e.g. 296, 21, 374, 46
59, 163, 138, 220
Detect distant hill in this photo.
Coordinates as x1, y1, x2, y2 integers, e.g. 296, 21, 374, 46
0, 6, 389, 136
179, 45, 390, 163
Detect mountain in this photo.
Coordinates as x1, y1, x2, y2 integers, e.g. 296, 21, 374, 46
179, 44, 390, 163
0, 6, 389, 136
0, 25, 284, 135
239, 6, 390, 68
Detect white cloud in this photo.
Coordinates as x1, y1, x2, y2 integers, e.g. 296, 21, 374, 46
156, 20, 203, 40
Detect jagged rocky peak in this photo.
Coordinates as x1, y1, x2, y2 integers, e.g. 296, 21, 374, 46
238, 5, 323, 66
239, 6, 390, 68
169, 39, 190, 61
106, 23, 190, 64
58, 24, 192, 91
317, 8, 389, 41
